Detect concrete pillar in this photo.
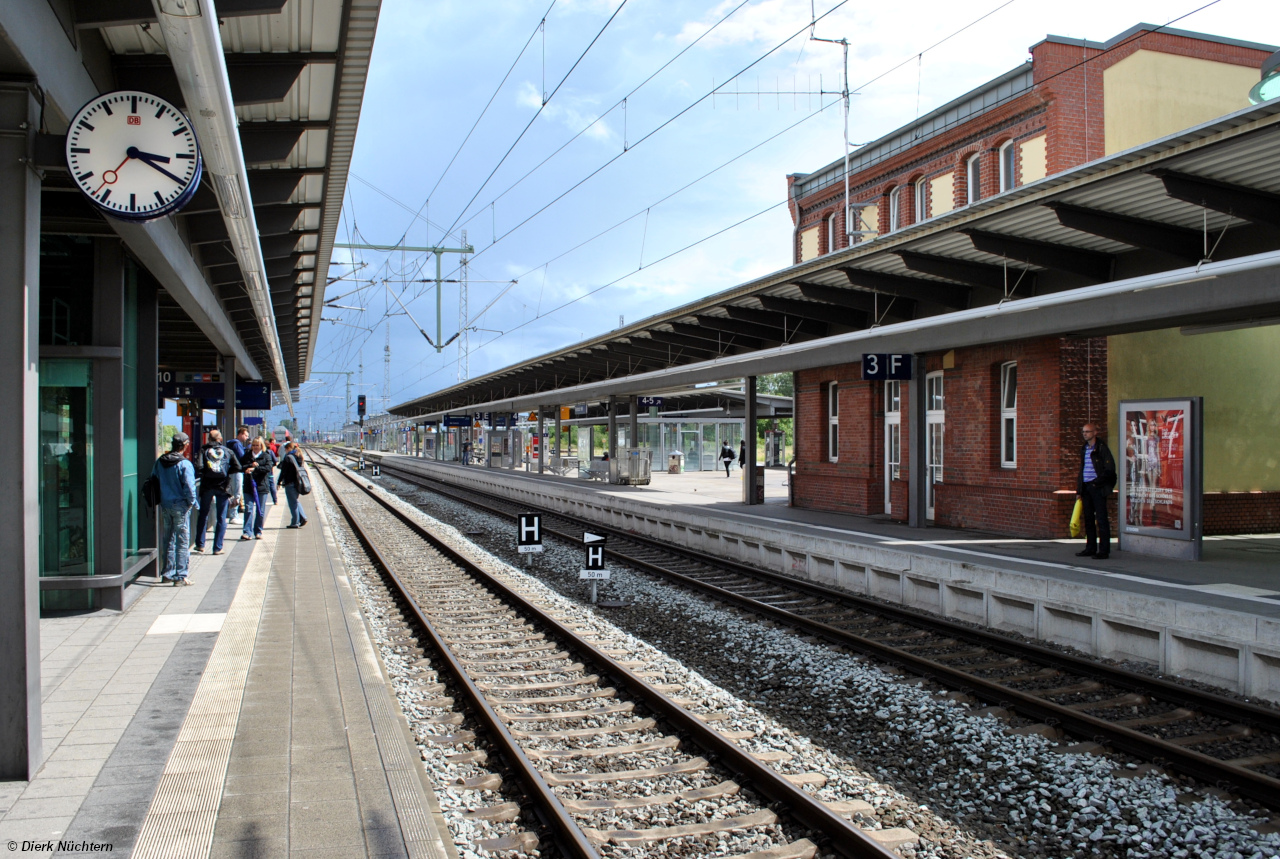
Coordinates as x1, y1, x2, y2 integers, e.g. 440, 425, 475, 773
135, 270, 159, 574
554, 406, 562, 458
628, 395, 638, 452
536, 407, 544, 474
0, 83, 43, 780
744, 375, 759, 504
92, 239, 126, 611
909, 355, 927, 528
221, 356, 236, 441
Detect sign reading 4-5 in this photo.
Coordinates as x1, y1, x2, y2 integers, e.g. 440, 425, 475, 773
66, 90, 203, 221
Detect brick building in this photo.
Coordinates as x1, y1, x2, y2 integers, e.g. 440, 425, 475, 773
787, 25, 1279, 536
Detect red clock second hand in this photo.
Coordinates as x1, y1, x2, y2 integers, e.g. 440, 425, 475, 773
95, 154, 131, 194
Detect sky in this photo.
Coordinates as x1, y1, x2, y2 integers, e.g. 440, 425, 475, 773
272, 0, 1270, 432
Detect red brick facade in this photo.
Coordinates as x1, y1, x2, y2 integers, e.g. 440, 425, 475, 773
787, 26, 1273, 538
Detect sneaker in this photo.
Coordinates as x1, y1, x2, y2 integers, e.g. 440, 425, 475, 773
1074, 549, 1096, 557
192, 544, 204, 554
286, 525, 299, 529
300, 519, 310, 527
240, 534, 253, 541
212, 548, 223, 555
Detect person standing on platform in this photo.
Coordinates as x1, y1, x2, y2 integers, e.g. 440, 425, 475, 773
738, 439, 746, 472
263, 439, 279, 505
278, 442, 309, 528
153, 431, 198, 584
227, 425, 250, 525
720, 441, 735, 477
1076, 422, 1117, 560
239, 437, 267, 540
193, 428, 239, 555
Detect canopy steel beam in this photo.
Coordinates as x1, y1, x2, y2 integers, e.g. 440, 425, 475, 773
961, 229, 1115, 282
1148, 169, 1280, 230
839, 268, 971, 310
667, 322, 762, 350
628, 335, 719, 359
692, 315, 812, 343
758, 295, 869, 329
725, 305, 831, 338
72, 0, 286, 28
893, 251, 1031, 296
648, 328, 754, 353
1045, 202, 1203, 262
793, 281, 915, 319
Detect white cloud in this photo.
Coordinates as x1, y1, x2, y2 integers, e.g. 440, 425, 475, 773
517, 81, 618, 144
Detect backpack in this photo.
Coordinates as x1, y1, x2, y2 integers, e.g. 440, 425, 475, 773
142, 473, 162, 510
296, 465, 312, 496
203, 445, 230, 476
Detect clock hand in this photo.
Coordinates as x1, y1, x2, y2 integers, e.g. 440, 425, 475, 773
126, 147, 172, 164
95, 154, 132, 194
132, 154, 186, 185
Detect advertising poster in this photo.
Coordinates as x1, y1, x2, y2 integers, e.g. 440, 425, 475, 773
1120, 401, 1191, 537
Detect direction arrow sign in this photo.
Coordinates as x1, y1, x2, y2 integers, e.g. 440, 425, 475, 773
583, 532, 607, 545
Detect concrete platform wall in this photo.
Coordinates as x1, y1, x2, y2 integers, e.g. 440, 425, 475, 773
358, 452, 1280, 703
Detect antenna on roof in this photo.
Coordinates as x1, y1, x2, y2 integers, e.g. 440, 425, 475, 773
810, 5, 852, 249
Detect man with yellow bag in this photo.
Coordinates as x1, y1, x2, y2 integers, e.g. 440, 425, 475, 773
1075, 423, 1117, 560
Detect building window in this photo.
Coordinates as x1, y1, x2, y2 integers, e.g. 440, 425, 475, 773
1000, 361, 1017, 467
888, 187, 902, 233
826, 213, 836, 254
999, 140, 1016, 192
885, 381, 901, 480
966, 154, 981, 204
914, 178, 928, 223
827, 382, 839, 462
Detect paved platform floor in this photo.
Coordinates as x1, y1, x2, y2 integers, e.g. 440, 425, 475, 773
0, 494, 453, 859
367, 452, 1280, 621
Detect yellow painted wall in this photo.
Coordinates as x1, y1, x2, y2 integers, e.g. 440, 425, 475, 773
1019, 135, 1047, 183
930, 174, 954, 217
1103, 51, 1257, 155
853, 203, 879, 239
799, 226, 819, 261
1108, 327, 1280, 491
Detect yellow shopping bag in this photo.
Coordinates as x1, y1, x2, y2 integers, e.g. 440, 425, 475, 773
1069, 498, 1083, 538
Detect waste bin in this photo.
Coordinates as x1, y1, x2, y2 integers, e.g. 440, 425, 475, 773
668, 452, 683, 474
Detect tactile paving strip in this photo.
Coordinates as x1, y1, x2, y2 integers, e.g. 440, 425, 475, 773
130, 506, 280, 859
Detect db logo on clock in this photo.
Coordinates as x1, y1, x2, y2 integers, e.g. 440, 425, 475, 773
127, 115, 141, 125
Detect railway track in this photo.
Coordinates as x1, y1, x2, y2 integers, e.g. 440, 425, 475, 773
314, 456, 910, 858
336, 449, 1280, 815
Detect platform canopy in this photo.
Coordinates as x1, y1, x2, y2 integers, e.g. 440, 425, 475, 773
13, 0, 377, 394
393, 99, 1280, 420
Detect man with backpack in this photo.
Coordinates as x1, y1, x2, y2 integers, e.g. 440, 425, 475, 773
193, 428, 240, 555
152, 431, 198, 584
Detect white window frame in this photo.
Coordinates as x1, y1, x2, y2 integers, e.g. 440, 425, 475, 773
914, 178, 928, 223
925, 372, 945, 519
827, 382, 839, 463
826, 212, 836, 254
888, 187, 902, 233
998, 140, 1016, 192
1000, 361, 1017, 468
966, 154, 981, 204
884, 381, 901, 513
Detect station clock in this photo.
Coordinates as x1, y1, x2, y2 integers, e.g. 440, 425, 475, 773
65, 90, 203, 222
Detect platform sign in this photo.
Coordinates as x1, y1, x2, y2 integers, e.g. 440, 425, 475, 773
443, 415, 471, 428
579, 569, 610, 580
574, 403, 588, 417
637, 396, 664, 409
517, 513, 544, 554
861, 354, 912, 380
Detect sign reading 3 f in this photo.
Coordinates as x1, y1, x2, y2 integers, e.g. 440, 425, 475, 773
517, 513, 544, 554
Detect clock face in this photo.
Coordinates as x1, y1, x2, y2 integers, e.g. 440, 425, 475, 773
65, 91, 203, 222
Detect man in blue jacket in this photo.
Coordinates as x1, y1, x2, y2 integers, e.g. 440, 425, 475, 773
153, 431, 199, 584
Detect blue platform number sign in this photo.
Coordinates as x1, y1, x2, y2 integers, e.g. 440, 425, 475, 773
637, 396, 664, 409
861, 354, 912, 381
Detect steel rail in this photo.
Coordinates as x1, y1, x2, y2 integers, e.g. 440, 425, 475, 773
315, 462, 599, 859
353, 452, 1280, 812
313, 454, 898, 859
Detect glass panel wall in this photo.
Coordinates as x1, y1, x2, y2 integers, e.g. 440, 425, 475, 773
122, 263, 139, 561
39, 360, 95, 611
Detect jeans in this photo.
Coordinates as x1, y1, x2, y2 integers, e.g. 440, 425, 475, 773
267, 471, 278, 504
228, 473, 243, 520
285, 484, 305, 527
161, 504, 194, 579
196, 490, 230, 551
242, 497, 265, 538
1080, 482, 1111, 555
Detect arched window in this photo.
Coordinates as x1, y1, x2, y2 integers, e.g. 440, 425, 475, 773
888, 187, 903, 233
966, 154, 981, 204
914, 178, 928, 223
998, 140, 1016, 192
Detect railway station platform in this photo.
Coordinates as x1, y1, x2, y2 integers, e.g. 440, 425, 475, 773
0, 496, 454, 859
348, 450, 1280, 704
